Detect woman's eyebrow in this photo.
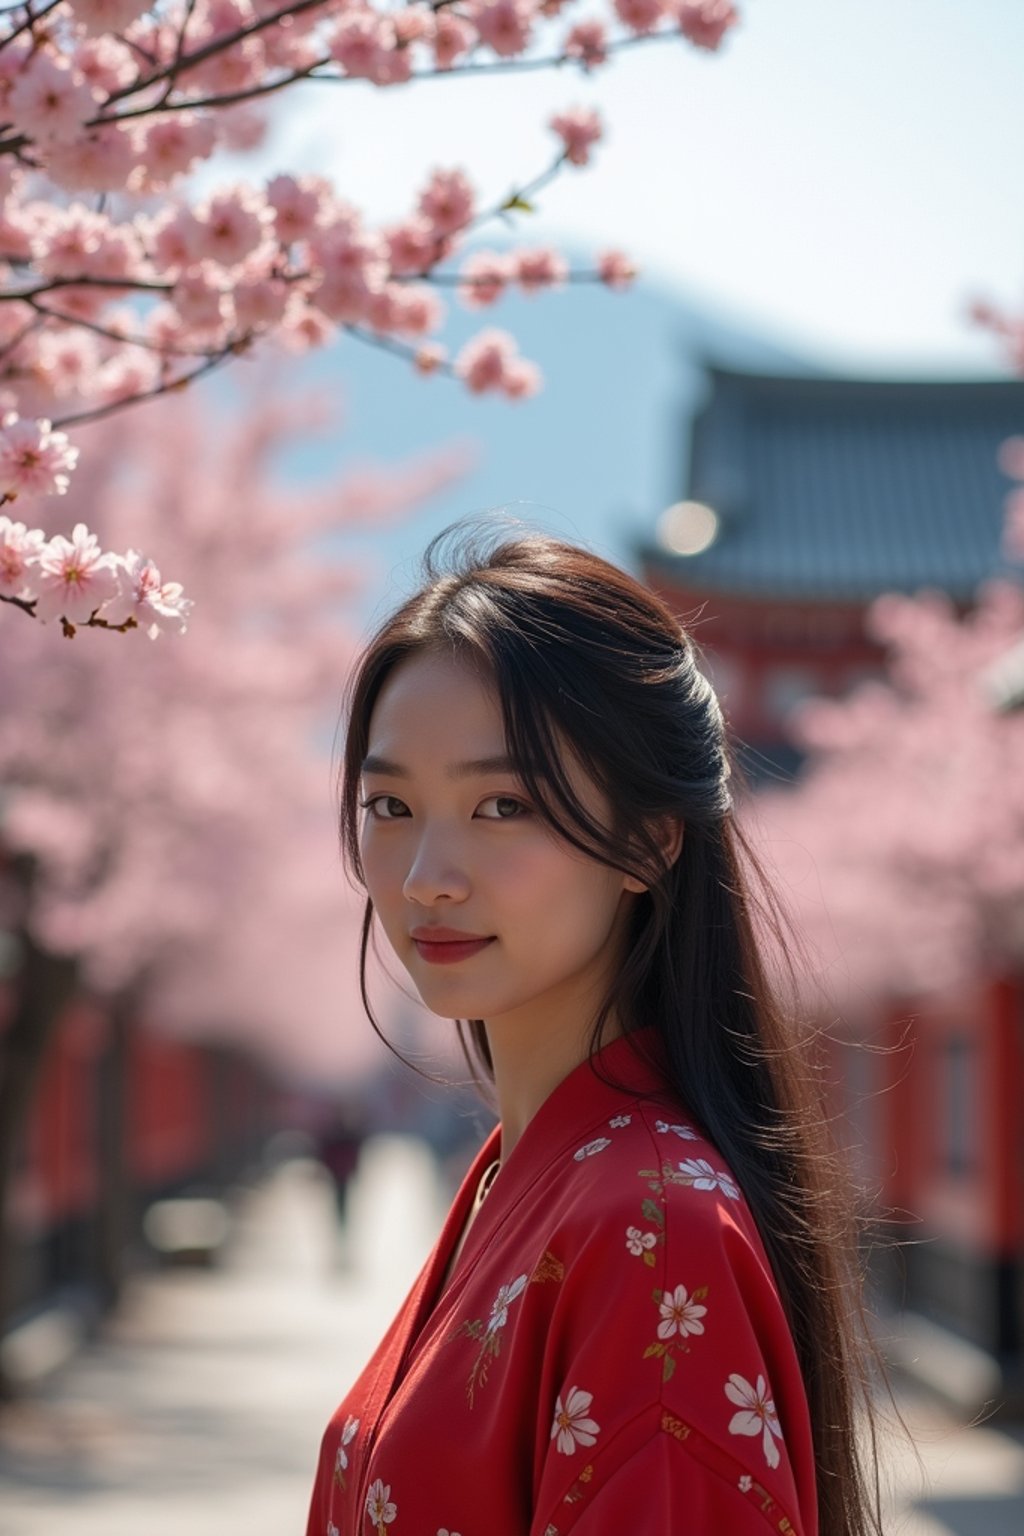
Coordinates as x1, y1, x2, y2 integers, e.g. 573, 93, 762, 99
361, 753, 518, 780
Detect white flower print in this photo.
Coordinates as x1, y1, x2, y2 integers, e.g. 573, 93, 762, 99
551, 1385, 601, 1455
657, 1283, 707, 1340
625, 1225, 657, 1256
334, 1414, 359, 1477
654, 1118, 698, 1140
738, 1474, 753, 1493
485, 1272, 528, 1335
676, 1157, 740, 1200
609, 1113, 632, 1128
573, 1136, 611, 1161
726, 1373, 784, 1470
365, 1478, 398, 1532
437, 1529, 462, 1536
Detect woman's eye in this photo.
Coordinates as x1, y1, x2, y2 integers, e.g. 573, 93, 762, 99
478, 795, 529, 820
359, 795, 407, 819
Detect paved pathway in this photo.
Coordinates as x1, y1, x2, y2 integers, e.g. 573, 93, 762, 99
0, 1135, 1022, 1535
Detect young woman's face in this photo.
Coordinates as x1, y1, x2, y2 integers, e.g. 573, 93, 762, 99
358, 649, 644, 1041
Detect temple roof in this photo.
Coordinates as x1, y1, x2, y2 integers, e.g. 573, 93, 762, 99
639, 366, 1024, 602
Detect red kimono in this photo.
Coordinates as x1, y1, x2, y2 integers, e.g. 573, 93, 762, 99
305, 1028, 817, 1536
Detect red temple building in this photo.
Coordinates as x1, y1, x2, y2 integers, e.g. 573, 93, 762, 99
637, 364, 1024, 1409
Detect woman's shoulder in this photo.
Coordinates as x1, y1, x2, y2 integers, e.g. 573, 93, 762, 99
554, 1098, 769, 1270
526, 1100, 815, 1534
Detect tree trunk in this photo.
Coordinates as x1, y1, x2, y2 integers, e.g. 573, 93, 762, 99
0, 928, 79, 1400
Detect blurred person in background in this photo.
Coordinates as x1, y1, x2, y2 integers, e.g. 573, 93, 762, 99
305, 521, 886, 1536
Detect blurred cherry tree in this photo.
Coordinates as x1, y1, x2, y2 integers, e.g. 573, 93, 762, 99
0, 378, 468, 1348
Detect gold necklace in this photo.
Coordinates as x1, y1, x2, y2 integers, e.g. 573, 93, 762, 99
476, 1158, 501, 1206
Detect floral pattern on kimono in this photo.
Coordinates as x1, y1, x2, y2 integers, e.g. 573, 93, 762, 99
305, 1025, 818, 1536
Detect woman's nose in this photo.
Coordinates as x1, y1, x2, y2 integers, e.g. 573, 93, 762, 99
402, 828, 471, 906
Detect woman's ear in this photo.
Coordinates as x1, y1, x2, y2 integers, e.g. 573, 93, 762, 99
622, 816, 685, 894
659, 815, 685, 870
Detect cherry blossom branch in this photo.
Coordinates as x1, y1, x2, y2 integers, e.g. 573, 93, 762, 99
50, 348, 240, 430
105, 0, 335, 108
0, 311, 43, 365
2, 275, 173, 302
25, 296, 237, 361
102, 32, 659, 121
158, 0, 203, 105
0, 29, 659, 152
0, 0, 62, 49
346, 320, 457, 377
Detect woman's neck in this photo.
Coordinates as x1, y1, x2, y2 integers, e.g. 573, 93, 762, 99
484, 1010, 624, 1161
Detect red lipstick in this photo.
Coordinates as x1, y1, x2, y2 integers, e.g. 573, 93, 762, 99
410, 926, 495, 965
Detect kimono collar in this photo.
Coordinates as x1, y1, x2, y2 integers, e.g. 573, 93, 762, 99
450, 1023, 673, 1277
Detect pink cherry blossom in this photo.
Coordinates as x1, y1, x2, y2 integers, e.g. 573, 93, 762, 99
103, 549, 193, 637
68, 0, 153, 36
394, 4, 436, 45
0, 198, 33, 264
136, 114, 219, 188
172, 265, 232, 334
417, 168, 475, 237
193, 187, 271, 269
0, 516, 46, 600
276, 299, 336, 353
514, 247, 569, 295
31, 204, 108, 280
7, 52, 98, 146
44, 123, 140, 195
597, 249, 638, 289
330, 11, 396, 80
413, 342, 447, 375
0, 38, 31, 117
267, 174, 327, 245
613, 0, 667, 35
147, 206, 205, 273
365, 284, 402, 333
95, 348, 161, 406
453, 328, 537, 395
458, 251, 514, 308
34, 330, 102, 399
563, 20, 609, 69
375, 44, 414, 87
386, 216, 446, 276
72, 34, 138, 95
309, 227, 389, 324
217, 104, 269, 153
233, 274, 291, 331
433, 12, 476, 69
502, 357, 542, 399
550, 106, 603, 167
32, 522, 120, 624
673, 0, 740, 50
1003, 488, 1024, 563
998, 436, 1024, 483
0, 414, 79, 498
471, 0, 535, 57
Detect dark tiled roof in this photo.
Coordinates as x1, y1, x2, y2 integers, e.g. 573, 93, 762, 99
640, 366, 1024, 601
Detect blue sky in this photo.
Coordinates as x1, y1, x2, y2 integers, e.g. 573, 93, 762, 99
244, 0, 1024, 374
198, 1, 1024, 602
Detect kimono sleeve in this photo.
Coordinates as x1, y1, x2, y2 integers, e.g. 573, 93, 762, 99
526, 1138, 815, 1536
531, 1427, 805, 1536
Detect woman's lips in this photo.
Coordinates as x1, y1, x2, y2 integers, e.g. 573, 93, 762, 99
412, 936, 495, 965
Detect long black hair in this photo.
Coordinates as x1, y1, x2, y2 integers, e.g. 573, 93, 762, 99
339, 521, 883, 1536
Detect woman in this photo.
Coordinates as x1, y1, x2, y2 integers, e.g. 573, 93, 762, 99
305, 524, 882, 1536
